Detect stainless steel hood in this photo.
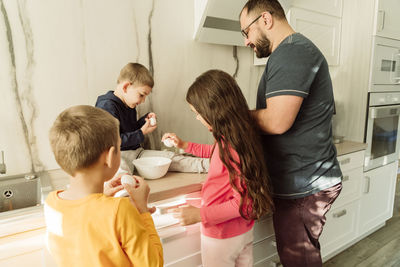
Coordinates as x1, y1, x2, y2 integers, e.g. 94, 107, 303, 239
193, 0, 293, 46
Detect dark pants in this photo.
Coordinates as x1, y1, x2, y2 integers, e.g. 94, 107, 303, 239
272, 183, 342, 267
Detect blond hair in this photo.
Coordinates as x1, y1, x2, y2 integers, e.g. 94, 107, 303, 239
117, 63, 154, 88
49, 105, 119, 175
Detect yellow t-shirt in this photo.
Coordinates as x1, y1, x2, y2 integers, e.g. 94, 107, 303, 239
44, 190, 163, 267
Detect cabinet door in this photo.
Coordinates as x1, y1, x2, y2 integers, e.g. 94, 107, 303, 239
291, 0, 343, 17
287, 7, 341, 66
320, 200, 359, 260
359, 161, 397, 235
162, 224, 201, 265
375, 0, 400, 40
333, 166, 363, 208
253, 234, 278, 266
337, 150, 365, 172
0, 228, 57, 267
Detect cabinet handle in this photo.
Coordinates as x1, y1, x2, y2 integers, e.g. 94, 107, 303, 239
378, 10, 385, 31
364, 176, 371, 193
394, 53, 400, 82
342, 175, 349, 182
333, 209, 347, 218
271, 261, 283, 267
340, 158, 351, 165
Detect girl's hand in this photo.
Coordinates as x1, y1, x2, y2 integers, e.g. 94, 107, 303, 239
168, 205, 201, 226
104, 174, 124, 197
161, 133, 188, 149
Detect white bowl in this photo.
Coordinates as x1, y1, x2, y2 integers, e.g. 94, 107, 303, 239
132, 156, 172, 179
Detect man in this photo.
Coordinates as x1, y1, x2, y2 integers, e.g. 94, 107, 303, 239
239, 0, 343, 266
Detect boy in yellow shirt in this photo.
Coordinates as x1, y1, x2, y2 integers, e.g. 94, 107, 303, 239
44, 105, 163, 267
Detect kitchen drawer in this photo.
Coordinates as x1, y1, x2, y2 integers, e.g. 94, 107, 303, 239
162, 224, 201, 264
320, 200, 359, 259
253, 215, 274, 243
253, 234, 278, 264
337, 150, 364, 172
333, 166, 363, 207
254, 252, 280, 267
164, 251, 202, 267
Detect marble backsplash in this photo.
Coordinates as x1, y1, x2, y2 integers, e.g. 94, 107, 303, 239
0, 0, 263, 175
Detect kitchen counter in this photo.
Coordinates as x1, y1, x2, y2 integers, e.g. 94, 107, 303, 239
335, 140, 368, 156
47, 168, 207, 203
0, 140, 367, 238
0, 169, 206, 237
27, 140, 369, 205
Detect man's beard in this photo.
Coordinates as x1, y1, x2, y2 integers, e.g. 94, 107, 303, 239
255, 33, 272, 58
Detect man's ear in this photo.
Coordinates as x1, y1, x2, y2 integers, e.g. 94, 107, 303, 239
104, 146, 116, 168
262, 11, 273, 29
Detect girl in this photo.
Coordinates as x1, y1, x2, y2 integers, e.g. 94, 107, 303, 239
164, 69, 274, 267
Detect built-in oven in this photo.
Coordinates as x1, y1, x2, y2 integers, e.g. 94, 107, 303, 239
364, 92, 400, 171
369, 36, 400, 92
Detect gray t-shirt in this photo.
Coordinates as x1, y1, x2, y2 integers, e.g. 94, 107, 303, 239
256, 33, 342, 199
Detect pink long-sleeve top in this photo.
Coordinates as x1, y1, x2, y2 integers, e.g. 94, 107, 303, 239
185, 142, 254, 239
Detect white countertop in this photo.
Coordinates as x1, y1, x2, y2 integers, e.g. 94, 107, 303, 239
0, 140, 367, 238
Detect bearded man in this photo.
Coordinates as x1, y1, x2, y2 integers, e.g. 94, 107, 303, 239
240, 1, 343, 266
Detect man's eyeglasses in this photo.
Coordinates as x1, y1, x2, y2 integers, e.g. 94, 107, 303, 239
241, 12, 273, 39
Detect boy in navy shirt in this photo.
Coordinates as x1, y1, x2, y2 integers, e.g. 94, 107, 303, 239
96, 63, 208, 174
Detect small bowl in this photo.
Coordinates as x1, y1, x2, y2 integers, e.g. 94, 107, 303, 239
132, 156, 172, 179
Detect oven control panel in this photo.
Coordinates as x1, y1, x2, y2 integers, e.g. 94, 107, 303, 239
369, 92, 400, 106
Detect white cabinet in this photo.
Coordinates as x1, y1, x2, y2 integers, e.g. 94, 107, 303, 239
0, 228, 56, 267
253, 216, 278, 266
254, 0, 343, 66
321, 150, 364, 260
161, 224, 202, 267
292, 0, 343, 17
287, 7, 341, 66
321, 201, 359, 259
374, 0, 400, 40
358, 160, 398, 235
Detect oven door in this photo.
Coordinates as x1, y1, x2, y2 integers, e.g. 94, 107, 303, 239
364, 104, 400, 171
370, 37, 400, 92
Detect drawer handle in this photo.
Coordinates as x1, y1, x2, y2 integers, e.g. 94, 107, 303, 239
342, 175, 349, 182
378, 10, 385, 31
271, 240, 277, 247
333, 209, 347, 218
363, 176, 371, 193
271, 261, 283, 267
340, 158, 351, 165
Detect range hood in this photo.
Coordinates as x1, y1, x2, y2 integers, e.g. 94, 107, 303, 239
193, 0, 293, 47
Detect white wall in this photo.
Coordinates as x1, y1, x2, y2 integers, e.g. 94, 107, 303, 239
0, 0, 262, 175
0, 0, 374, 176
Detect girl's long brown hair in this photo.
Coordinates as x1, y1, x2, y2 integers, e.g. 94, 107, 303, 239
186, 69, 274, 220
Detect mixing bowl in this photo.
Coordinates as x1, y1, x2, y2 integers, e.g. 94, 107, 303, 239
132, 156, 172, 179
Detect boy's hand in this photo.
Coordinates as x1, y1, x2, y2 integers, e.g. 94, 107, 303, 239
141, 113, 157, 135
161, 133, 188, 149
168, 205, 201, 226
124, 176, 156, 214
104, 174, 124, 197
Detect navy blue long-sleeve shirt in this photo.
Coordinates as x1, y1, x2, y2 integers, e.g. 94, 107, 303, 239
95, 91, 147, 150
